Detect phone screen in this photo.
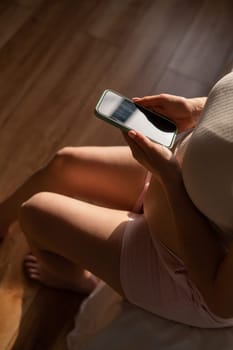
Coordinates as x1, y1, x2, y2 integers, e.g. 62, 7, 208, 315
95, 90, 177, 148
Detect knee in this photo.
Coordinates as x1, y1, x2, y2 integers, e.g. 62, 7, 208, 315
48, 147, 79, 171
19, 192, 51, 240
42, 147, 76, 178
46, 146, 92, 178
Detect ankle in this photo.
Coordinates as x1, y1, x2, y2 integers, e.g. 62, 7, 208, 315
0, 202, 17, 227
0, 209, 15, 230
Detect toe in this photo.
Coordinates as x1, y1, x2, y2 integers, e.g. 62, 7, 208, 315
30, 273, 40, 281
24, 254, 38, 263
27, 267, 38, 275
24, 254, 41, 281
24, 261, 39, 269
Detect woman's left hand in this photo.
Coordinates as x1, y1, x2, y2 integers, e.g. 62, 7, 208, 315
123, 130, 181, 183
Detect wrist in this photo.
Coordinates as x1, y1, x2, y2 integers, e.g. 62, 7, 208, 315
190, 97, 207, 125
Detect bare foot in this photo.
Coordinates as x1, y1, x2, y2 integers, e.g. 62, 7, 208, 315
24, 254, 98, 294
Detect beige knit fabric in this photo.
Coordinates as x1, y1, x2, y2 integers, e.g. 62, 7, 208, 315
182, 72, 233, 234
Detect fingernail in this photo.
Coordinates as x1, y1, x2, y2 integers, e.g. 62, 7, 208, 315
128, 130, 137, 139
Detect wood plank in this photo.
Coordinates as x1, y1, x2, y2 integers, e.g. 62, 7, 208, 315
15, 0, 44, 8
0, 0, 117, 199
0, 0, 92, 127
94, 0, 204, 97
85, 0, 153, 48
0, 2, 12, 14
0, 225, 29, 350
0, 35, 118, 197
169, 0, 233, 87
0, 3, 31, 50
11, 288, 83, 350
153, 68, 210, 97
0, 1, 45, 51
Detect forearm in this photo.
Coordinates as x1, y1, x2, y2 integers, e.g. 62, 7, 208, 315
162, 177, 233, 318
162, 173, 225, 304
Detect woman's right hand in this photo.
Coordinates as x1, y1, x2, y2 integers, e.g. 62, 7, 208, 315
133, 94, 207, 132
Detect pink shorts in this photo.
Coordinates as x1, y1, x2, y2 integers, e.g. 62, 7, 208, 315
120, 174, 233, 328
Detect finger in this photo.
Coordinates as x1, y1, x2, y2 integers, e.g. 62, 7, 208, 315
128, 130, 156, 152
127, 130, 157, 163
123, 131, 149, 166
124, 131, 146, 157
133, 95, 164, 106
128, 130, 170, 160
127, 129, 165, 158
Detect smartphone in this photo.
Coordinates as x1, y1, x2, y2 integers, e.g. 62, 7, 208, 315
95, 89, 177, 148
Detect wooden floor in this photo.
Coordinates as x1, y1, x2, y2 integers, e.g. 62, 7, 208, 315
0, 0, 233, 349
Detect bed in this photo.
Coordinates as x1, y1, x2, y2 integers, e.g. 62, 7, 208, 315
67, 281, 233, 350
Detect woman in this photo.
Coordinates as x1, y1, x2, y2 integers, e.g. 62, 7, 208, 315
1, 73, 232, 328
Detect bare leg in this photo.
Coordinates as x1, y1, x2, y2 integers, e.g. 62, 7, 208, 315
20, 192, 130, 295
0, 146, 146, 237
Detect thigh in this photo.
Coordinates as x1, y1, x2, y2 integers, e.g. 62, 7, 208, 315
20, 191, 131, 295
53, 146, 147, 211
